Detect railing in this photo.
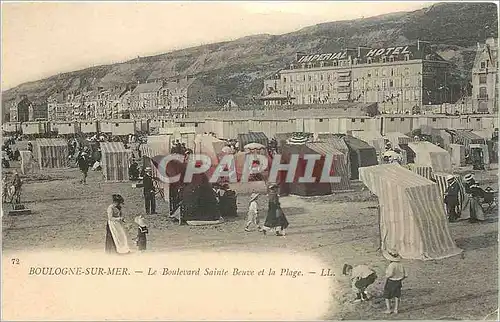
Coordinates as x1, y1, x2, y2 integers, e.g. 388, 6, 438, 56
337, 87, 351, 93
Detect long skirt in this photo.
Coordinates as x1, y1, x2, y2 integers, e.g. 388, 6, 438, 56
264, 202, 289, 230
105, 223, 118, 253
105, 221, 130, 254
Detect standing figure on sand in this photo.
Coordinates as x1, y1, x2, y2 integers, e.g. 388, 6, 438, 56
105, 194, 131, 254
263, 184, 289, 236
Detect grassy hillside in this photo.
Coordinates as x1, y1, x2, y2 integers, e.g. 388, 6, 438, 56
2, 2, 498, 116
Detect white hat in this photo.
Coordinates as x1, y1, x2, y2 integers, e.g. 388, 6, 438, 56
463, 174, 474, 182
249, 192, 260, 202
385, 249, 402, 262
134, 216, 147, 227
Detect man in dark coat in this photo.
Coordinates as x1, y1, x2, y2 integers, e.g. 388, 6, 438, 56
142, 167, 157, 215
444, 175, 460, 222
76, 149, 90, 184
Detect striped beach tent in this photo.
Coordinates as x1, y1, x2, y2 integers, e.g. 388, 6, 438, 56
432, 172, 468, 214
35, 138, 69, 169
287, 132, 310, 145
318, 135, 351, 178
100, 142, 129, 182
306, 141, 351, 191
404, 163, 433, 180
453, 130, 486, 151
408, 141, 452, 173
359, 164, 462, 261
384, 132, 414, 147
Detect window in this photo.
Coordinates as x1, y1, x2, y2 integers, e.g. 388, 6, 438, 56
476, 118, 481, 122
333, 61, 339, 67
400, 118, 405, 121
319, 119, 323, 122
367, 71, 372, 77
389, 80, 394, 87
321, 85, 324, 91
308, 75, 312, 81
391, 69, 394, 76
361, 119, 365, 123
390, 118, 395, 122
389, 56, 394, 62
480, 61, 486, 69
480, 75, 487, 84
351, 118, 356, 122
404, 54, 410, 61
382, 80, 387, 89
381, 56, 387, 63
432, 118, 437, 122
320, 74, 324, 81
115, 123, 119, 127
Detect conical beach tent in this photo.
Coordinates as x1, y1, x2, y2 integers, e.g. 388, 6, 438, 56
359, 164, 462, 261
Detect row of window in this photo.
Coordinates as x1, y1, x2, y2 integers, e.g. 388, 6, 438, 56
282, 66, 416, 83
280, 78, 421, 94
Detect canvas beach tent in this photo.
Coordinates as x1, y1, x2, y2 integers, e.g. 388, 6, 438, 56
452, 130, 486, 152
35, 138, 69, 169
408, 141, 452, 173
351, 130, 386, 154
279, 143, 333, 197
342, 135, 378, 180
100, 142, 129, 182
384, 132, 414, 147
20, 150, 37, 174
194, 134, 226, 167
359, 164, 462, 260
449, 144, 466, 167
404, 163, 433, 180
237, 132, 268, 152
317, 134, 351, 179
305, 140, 351, 191
432, 173, 485, 222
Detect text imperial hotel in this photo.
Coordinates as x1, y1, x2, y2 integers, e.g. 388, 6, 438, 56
260, 41, 452, 113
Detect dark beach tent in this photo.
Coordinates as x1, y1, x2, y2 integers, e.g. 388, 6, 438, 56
279, 143, 332, 197
158, 158, 221, 222
342, 135, 378, 180
237, 132, 268, 152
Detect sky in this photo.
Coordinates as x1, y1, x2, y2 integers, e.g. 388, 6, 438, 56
1, 1, 432, 90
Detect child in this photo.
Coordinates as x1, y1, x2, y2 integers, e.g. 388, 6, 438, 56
383, 250, 407, 314
134, 215, 149, 252
343, 263, 378, 303
245, 192, 261, 232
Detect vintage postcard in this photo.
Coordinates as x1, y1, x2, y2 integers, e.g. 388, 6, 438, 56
1, 1, 499, 320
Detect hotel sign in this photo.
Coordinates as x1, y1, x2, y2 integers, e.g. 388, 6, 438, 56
365, 46, 411, 57
297, 52, 347, 63
296, 46, 413, 63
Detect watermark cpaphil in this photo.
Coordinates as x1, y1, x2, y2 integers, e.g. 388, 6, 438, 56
151, 153, 341, 183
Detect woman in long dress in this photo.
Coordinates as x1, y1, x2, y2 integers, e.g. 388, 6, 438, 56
105, 194, 131, 254
263, 184, 289, 236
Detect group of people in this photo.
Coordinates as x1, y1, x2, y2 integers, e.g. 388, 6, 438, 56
105, 194, 149, 254
343, 250, 408, 314
444, 173, 486, 223
244, 183, 289, 236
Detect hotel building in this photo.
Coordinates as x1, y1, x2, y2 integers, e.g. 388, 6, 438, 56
260, 41, 458, 113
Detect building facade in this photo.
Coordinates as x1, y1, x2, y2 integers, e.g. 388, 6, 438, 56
471, 37, 498, 113
10, 95, 33, 122
260, 41, 458, 113
164, 76, 217, 111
